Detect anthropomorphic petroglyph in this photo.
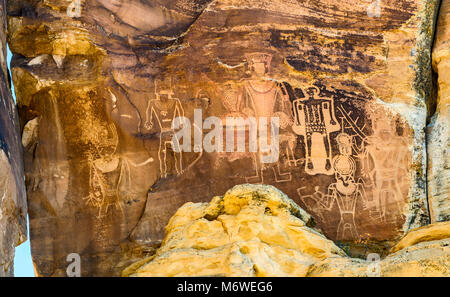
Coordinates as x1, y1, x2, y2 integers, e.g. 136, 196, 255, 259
327, 133, 367, 240
362, 111, 409, 224
297, 186, 328, 224
83, 119, 155, 218
297, 132, 367, 240
292, 87, 340, 175
144, 80, 185, 178
236, 52, 294, 183
84, 123, 123, 217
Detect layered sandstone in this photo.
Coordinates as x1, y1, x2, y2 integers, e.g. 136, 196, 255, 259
429, 0, 450, 223
308, 238, 450, 277
308, 221, 450, 277
0, 0, 27, 276
124, 184, 346, 277
125, 185, 450, 277
389, 221, 450, 253
5, 0, 442, 276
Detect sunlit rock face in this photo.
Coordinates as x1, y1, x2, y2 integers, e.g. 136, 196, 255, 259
429, 0, 450, 224
125, 184, 347, 277
125, 186, 450, 277
308, 221, 450, 277
0, 0, 27, 277
6, 0, 439, 276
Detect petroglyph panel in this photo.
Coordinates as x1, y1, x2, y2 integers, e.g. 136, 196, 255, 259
7, 0, 437, 275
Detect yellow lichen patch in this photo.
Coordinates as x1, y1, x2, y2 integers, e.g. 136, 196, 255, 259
390, 221, 450, 253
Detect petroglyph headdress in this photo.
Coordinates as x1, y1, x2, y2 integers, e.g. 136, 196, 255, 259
155, 77, 174, 96
245, 52, 273, 72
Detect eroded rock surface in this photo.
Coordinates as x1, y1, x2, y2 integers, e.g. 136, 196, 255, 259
308, 223, 450, 277
0, 0, 27, 277
307, 239, 450, 277
126, 185, 450, 277
389, 221, 450, 253
6, 0, 441, 275
124, 184, 346, 277
429, 0, 450, 223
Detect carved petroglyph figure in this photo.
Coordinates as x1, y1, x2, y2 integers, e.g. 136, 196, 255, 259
292, 87, 340, 175
296, 186, 328, 224
180, 92, 206, 172
303, 133, 367, 240
144, 80, 185, 178
326, 136, 367, 240
279, 83, 303, 168
83, 120, 154, 217
362, 113, 408, 224
236, 52, 294, 183
297, 133, 367, 240
84, 123, 124, 217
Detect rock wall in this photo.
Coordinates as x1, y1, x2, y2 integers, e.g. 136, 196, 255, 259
0, 0, 26, 277
4, 0, 445, 276
125, 185, 450, 277
429, 0, 449, 223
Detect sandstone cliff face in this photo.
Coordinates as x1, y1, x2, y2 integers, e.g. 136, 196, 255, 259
125, 185, 450, 277
429, 0, 450, 223
4, 0, 444, 276
0, 0, 26, 277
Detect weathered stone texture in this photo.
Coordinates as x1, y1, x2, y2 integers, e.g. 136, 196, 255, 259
307, 238, 450, 277
6, 0, 442, 276
126, 185, 450, 277
429, 0, 450, 223
0, 0, 27, 277
389, 221, 450, 253
125, 184, 347, 277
